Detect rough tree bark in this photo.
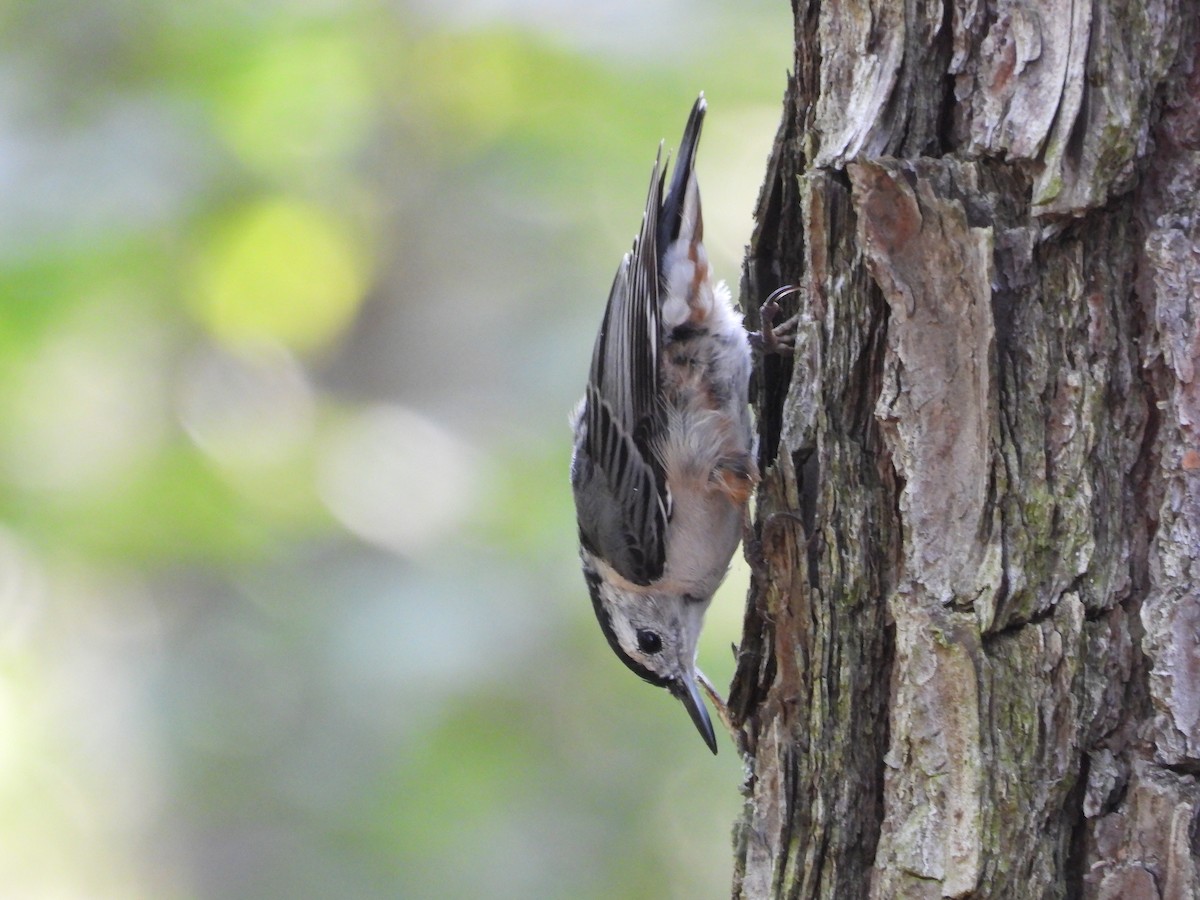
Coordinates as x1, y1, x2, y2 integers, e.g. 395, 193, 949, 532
728, 1, 1199, 897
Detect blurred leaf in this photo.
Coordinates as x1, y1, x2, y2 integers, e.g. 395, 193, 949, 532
14, 443, 330, 566
214, 31, 375, 176
0, 235, 172, 364
473, 438, 575, 560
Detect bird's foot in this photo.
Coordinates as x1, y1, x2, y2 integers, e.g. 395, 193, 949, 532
748, 284, 803, 355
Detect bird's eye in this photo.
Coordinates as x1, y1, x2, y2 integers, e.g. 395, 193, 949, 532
636, 629, 663, 654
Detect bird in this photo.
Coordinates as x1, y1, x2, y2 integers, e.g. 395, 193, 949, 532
570, 94, 769, 754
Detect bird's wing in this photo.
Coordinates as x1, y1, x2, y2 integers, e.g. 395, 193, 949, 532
573, 149, 671, 586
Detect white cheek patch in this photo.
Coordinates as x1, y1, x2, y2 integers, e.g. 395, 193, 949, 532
609, 601, 638, 652
607, 587, 675, 661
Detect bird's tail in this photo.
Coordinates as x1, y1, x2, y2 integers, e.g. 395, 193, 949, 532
657, 93, 706, 253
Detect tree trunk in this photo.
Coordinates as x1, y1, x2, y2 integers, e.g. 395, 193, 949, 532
729, 1, 1200, 897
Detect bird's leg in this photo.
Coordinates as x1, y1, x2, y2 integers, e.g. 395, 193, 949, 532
748, 284, 803, 355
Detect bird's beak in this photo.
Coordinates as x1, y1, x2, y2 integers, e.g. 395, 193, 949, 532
672, 672, 717, 754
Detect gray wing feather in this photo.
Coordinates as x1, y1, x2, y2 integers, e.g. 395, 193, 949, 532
573, 151, 670, 585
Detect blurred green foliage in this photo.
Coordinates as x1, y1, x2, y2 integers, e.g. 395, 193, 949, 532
0, 0, 790, 897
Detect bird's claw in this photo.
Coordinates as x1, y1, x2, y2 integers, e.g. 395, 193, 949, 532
749, 284, 803, 355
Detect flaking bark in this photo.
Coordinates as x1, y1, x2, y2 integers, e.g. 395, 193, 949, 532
730, 1, 1200, 897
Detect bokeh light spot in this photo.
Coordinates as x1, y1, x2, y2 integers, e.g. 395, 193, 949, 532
0, 308, 165, 493
191, 199, 368, 353
177, 341, 315, 468
317, 405, 479, 557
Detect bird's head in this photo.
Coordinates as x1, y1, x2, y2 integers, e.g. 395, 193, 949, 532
581, 552, 717, 753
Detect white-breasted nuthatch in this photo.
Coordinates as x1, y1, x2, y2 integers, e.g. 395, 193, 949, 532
570, 94, 763, 753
